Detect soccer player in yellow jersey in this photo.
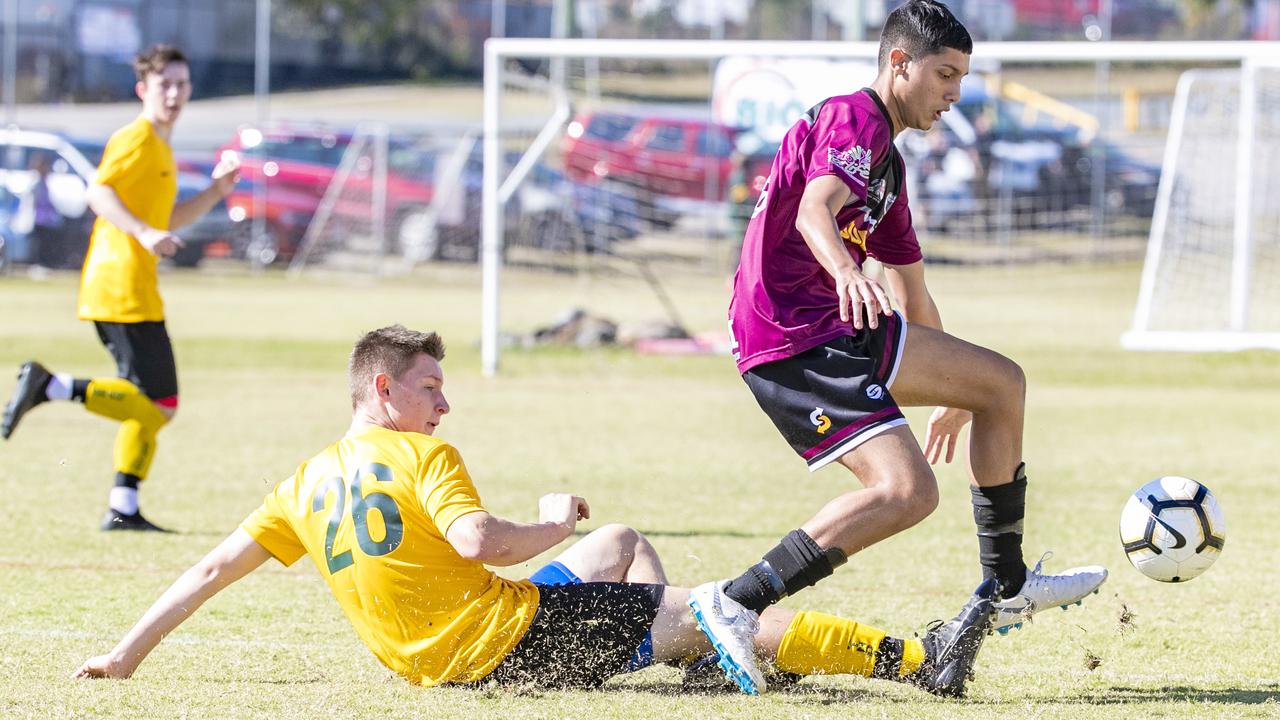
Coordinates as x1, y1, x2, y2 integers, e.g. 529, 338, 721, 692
74, 325, 999, 696
1, 45, 239, 531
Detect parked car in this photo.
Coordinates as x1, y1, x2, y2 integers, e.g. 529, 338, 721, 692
0, 127, 98, 268
562, 110, 739, 225
396, 142, 643, 263
216, 125, 436, 263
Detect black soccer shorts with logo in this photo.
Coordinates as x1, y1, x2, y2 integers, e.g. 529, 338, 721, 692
743, 310, 909, 471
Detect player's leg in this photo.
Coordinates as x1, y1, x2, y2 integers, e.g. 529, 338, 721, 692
713, 319, 937, 613
92, 321, 178, 532
890, 322, 1106, 631
530, 523, 667, 586
656, 579, 1000, 697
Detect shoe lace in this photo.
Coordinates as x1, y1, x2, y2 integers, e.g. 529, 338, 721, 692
1030, 550, 1053, 575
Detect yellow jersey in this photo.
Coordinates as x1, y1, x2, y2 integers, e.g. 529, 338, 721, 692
240, 425, 539, 686
78, 115, 178, 323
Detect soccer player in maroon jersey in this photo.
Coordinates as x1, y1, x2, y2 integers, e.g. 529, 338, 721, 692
687, 1, 1106, 691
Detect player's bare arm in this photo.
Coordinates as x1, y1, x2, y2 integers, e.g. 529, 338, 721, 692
74, 529, 271, 679
445, 492, 589, 566
170, 152, 240, 229
883, 260, 973, 463
795, 175, 894, 330
86, 182, 183, 257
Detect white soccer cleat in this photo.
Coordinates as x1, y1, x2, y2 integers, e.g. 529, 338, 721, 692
687, 581, 766, 695
992, 553, 1108, 634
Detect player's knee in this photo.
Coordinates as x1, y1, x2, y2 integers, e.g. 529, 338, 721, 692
153, 397, 178, 423
596, 523, 643, 552
975, 353, 1025, 414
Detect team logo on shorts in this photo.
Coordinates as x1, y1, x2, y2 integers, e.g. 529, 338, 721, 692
809, 407, 832, 435
866, 384, 885, 400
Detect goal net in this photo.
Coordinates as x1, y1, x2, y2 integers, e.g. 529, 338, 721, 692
1122, 63, 1280, 351
482, 39, 1277, 373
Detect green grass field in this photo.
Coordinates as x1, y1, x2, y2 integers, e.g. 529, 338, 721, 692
1, 261, 1276, 719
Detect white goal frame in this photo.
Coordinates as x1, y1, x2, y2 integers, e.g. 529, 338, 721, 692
1122, 59, 1280, 351
483, 39, 1280, 375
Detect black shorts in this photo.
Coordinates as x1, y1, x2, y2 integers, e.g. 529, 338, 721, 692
484, 582, 664, 689
94, 321, 179, 401
743, 311, 909, 471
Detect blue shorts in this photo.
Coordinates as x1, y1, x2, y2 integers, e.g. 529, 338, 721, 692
529, 560, 654, 671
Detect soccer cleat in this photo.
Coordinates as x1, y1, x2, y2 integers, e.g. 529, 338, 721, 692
101, 509, 171, 533
687, 581, 766, 695
2, 361, 52, 439
915, 577, 1001, 698
992, 553, 1108, 634
680, 652, 802, 693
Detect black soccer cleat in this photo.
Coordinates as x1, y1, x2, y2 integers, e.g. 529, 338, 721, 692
915, 577, 1001, 698
100, 509, 171, 533
2, 361, 52, 440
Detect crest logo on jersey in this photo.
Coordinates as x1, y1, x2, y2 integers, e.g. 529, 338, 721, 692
809, 407, 832, 434
866, 384, 885, 400
839, 220, 868, 252
829, 146, 872, 184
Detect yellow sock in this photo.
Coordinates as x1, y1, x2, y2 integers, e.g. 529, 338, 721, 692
83, 378, 168, 478
775, 612, 926, 680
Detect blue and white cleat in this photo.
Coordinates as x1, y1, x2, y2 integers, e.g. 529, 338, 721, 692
687, 581, 765, 695
992, 553, 1108, 634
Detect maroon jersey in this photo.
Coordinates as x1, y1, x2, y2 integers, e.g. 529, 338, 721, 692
729, 88, 923, 373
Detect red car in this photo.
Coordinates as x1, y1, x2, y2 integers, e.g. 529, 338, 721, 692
216, 126, 436, 263
562, 111, 739, 203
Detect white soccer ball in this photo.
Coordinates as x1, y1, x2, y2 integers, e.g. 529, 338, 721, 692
1119, 476, 1225, 583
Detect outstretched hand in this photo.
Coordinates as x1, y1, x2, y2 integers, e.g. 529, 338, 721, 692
924, 406, 972, 464
211, 151, 241, 198
72, 654, 130, 680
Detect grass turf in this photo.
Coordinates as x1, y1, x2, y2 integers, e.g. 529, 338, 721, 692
1, 261, 1276, 719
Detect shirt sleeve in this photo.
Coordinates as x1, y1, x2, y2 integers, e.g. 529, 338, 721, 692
867, 159, 923, 265
803, 99, 889, 205
418, 444, 487, 536
239, 484, 307, 567
94, 125, 148, 190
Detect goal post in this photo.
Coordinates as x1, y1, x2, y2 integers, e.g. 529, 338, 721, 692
482, 39, 1280, 375
1122, 59, 1280, 351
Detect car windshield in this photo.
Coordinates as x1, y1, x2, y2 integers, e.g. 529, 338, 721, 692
585, 114, 637, 142
252, 136, 350, 165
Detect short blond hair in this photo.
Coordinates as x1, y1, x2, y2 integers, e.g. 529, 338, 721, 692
348, 325, 446, 408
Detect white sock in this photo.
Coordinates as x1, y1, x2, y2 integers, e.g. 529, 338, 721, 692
46, 373, 73, 401
109, 487, 139, 515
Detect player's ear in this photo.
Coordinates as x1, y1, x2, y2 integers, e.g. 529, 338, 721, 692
890, 47, 911, 76
374, 373, 392, 399
135, 80, 147, 101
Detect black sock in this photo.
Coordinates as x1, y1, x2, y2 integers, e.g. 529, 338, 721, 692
114, 472, 141, 490
971, 464, 1029, 597
723, 529, 847, 614
71, 379, 90, 403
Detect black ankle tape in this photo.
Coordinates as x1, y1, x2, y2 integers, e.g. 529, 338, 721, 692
761, 529, 844, 597
971, 466, 1028, 596
872, 637, 904, 680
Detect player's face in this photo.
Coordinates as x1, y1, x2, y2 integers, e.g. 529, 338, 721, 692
137, 62, 192, 127
382, 354, 450, 436
901, 47, 968, 132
